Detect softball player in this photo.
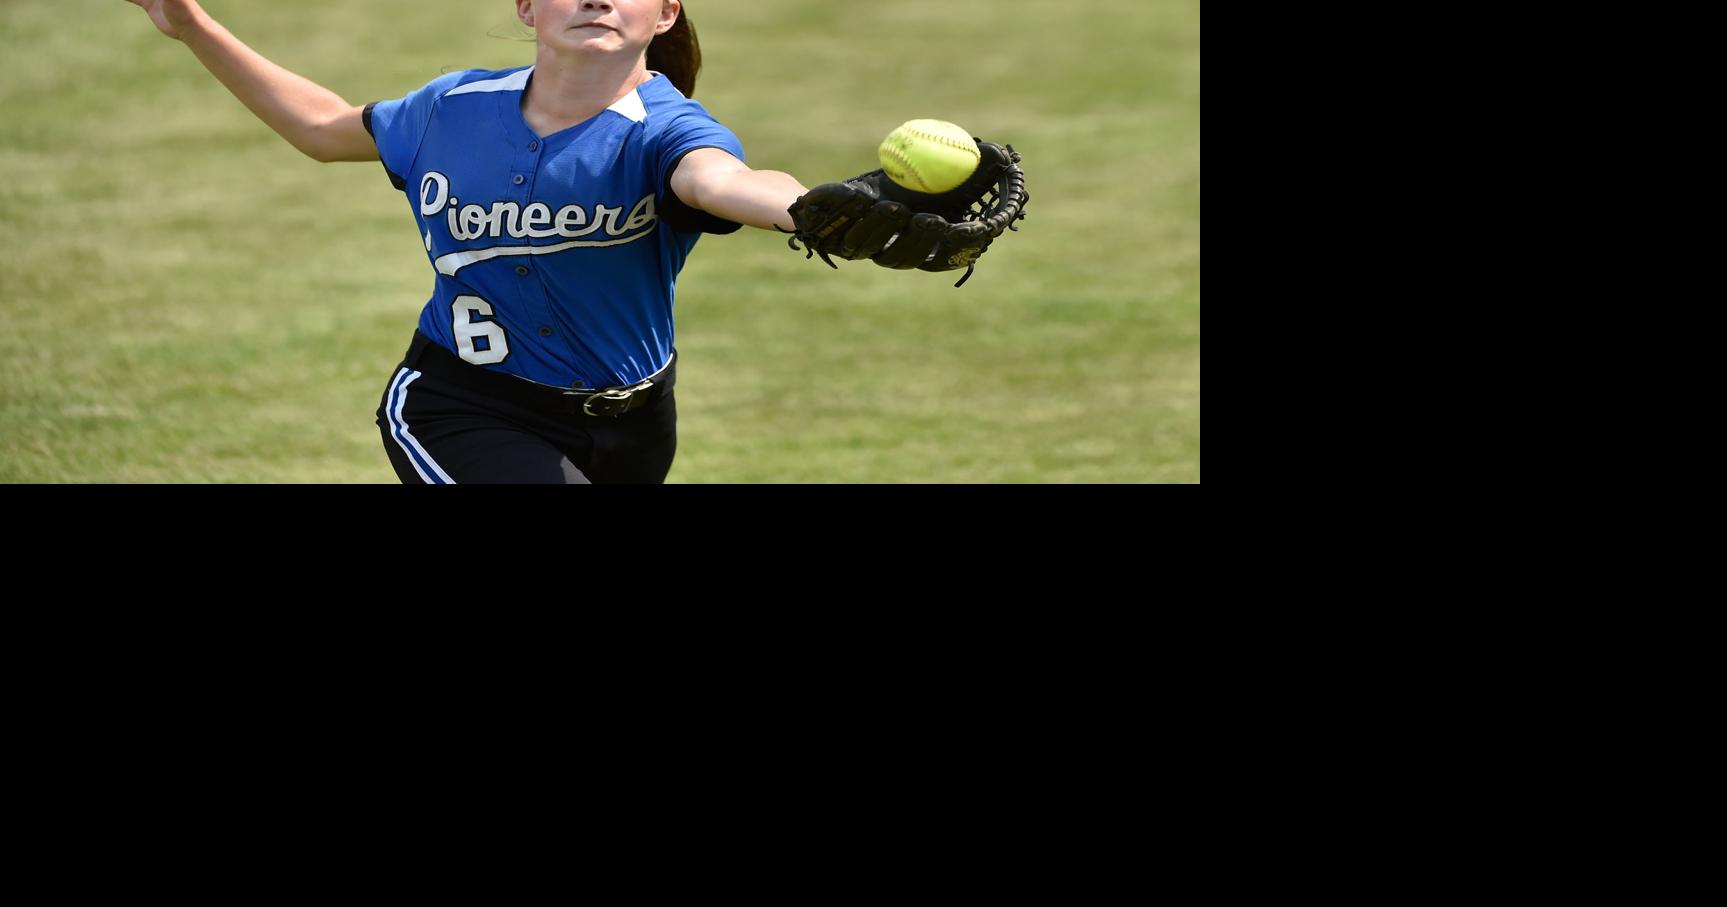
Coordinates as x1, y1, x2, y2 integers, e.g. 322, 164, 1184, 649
128, 0, 817, 483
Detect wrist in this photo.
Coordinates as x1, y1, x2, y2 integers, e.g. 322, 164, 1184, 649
175, 6, 220, 45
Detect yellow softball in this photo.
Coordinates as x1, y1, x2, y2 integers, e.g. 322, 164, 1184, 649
878, 119, 981, 194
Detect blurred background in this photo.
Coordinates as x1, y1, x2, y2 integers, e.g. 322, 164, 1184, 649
0, 0, 1199, 482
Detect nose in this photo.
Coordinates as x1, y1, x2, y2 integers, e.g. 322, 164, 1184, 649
581, 1, 613, 11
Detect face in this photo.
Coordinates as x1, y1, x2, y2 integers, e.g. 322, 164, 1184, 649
517, 0, 681, 55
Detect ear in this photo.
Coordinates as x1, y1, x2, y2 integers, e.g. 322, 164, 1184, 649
655, 1, 681, 35
518, 0, 535, 28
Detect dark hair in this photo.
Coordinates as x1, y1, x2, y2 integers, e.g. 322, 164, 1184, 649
647, 6, 701, 97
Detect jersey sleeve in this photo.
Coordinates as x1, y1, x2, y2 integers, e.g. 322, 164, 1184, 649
656, 111, 749, 235
363, 70, 479, 191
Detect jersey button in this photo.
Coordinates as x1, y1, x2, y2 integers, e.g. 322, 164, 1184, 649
538, 326, 553, 337
512, 175, 525, 185
528, 142, 538, 152
515, 265, 530, 275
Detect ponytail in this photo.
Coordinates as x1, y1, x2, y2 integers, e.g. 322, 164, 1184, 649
647, 7, 701, 98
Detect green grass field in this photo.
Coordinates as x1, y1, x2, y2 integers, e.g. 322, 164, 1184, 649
0, 0, 1199, 483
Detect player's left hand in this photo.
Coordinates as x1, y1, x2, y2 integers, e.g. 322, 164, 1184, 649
785, 139, 1028, 287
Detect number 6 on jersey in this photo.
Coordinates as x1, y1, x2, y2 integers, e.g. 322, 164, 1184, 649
452, 295, 510, 365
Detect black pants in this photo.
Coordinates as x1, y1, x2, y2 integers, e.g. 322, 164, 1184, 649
375, 330, 677, 484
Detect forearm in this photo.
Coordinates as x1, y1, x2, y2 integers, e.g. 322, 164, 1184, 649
693, 169, 809, 232
176, 7, 358, 161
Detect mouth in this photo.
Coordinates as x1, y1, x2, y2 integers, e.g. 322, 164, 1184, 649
571, 22, 615, 32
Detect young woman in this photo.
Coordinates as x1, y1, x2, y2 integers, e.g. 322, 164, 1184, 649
128, 0, 1025, 483
127, 0, 825, 484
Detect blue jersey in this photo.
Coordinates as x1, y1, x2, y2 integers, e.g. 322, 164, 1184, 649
364, 65, 745, 390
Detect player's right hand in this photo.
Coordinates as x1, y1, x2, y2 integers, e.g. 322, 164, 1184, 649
125, 0, 203, 41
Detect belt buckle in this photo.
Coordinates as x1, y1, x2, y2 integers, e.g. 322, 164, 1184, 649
579, 379, 653, 417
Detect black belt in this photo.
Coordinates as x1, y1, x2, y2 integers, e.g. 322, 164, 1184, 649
405, 330, 674, 418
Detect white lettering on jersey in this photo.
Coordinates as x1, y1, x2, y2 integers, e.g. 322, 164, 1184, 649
418, 171, 450, 217
418, 171, 657, 244
417, 170, 660, 275
625, 196, 656, 231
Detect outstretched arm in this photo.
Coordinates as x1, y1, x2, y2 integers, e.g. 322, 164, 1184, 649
125, 0, 374, 163
668, 148, 808, 232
